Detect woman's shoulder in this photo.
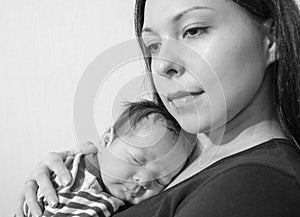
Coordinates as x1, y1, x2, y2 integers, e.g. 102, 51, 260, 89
172, 139, 300, 216
173, 153, 300, 217
170, 138, 300, 190
175, 138, 300, 198
208, 138, 300, 177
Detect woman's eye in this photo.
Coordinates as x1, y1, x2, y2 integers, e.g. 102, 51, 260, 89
129, 154, 144, 166
133, 158, 142, 166
183, 27, 209, 39
145, 42, 161, 54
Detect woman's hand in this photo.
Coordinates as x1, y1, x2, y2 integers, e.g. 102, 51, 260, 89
15, 142, 98, 217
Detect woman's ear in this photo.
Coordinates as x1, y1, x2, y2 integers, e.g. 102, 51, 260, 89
263, 19, 278, 66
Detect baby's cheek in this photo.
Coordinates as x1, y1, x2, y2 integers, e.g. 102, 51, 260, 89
102, 163, 133, 182
101, 152, 134, 181
146, 185, 163, 197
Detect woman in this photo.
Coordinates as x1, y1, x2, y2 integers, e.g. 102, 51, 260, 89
16, 0, 300, 216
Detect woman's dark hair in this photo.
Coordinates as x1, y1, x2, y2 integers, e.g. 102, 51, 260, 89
134, 0, 300, 148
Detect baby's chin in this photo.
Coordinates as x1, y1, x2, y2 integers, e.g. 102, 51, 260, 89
118, 189, 161, 205
126, 192, 157, 205
126, 197, 143, 205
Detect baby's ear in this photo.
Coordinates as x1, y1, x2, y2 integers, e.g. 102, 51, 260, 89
101, 126, 114, 147
95, 139, 105, 153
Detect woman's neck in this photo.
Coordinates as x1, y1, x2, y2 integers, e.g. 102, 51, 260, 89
199, 73, 286, 168
166, 74, 287, 189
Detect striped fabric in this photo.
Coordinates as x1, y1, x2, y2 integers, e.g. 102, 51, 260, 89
23, 153, 125, 217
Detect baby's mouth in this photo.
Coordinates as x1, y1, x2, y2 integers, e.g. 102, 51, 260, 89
126, 185, 145, 198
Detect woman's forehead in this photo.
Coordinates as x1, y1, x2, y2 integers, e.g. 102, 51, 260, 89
143, 0, 228, 30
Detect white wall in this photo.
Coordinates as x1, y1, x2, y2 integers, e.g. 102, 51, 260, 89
0, 0, 145, 215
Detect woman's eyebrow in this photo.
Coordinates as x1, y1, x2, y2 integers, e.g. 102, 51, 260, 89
142, 6, 215, 34
172, 6, 215, 23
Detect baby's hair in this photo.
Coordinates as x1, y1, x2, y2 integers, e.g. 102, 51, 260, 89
112, 99, 181, 141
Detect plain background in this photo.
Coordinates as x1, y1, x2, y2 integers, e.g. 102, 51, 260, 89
0, 0, 146, 215
1, 0, 300, 216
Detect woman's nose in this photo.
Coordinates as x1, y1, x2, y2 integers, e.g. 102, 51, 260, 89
151, 40, 185, 78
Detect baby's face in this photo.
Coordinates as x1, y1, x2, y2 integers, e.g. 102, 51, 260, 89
99, 121, 195, 204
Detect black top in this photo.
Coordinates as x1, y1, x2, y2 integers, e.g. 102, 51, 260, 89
113, 139, 300, 217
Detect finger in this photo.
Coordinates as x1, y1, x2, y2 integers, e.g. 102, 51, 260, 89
45, 152, 73, 186
34, 163, 59, 208
24, 180, 42, 217
15, 191, 25, 217
77, 141, 98, 155
53, 149, 79, 160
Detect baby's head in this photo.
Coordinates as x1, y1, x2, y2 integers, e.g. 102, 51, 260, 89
98, 100, 197, 204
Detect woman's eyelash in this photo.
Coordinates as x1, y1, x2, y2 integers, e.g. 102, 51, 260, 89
145, 42, 161, 54
183, 27, 209, 38
129, 154, 143, 166
143, 27, 209, 54
133, 158, 143, 166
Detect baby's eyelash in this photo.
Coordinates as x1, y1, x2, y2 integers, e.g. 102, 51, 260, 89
155, 179, 166, 187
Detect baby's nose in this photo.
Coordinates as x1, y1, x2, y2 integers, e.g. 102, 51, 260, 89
133, 172, 153, 188
138, 180, 151, 190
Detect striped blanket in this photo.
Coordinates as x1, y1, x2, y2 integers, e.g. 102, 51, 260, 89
23, 153, 125, 217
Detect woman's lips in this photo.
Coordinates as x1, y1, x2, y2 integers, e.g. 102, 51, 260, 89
167, 91, 204, 100
167, 90, 204, 107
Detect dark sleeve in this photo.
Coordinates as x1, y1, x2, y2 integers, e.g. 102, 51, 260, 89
175, 165, 300, 217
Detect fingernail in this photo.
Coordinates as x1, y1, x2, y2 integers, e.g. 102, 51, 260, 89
49, 197, 58, 208
33, 210, 42, 217
62, 174, 71, 186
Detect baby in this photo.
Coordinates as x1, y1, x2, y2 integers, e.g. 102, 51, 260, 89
24, 100, 197, 217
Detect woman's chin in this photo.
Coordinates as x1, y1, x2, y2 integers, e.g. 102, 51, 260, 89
176, 115, 211, 135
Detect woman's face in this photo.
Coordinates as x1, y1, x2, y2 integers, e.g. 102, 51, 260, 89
142, 0, 273, 134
